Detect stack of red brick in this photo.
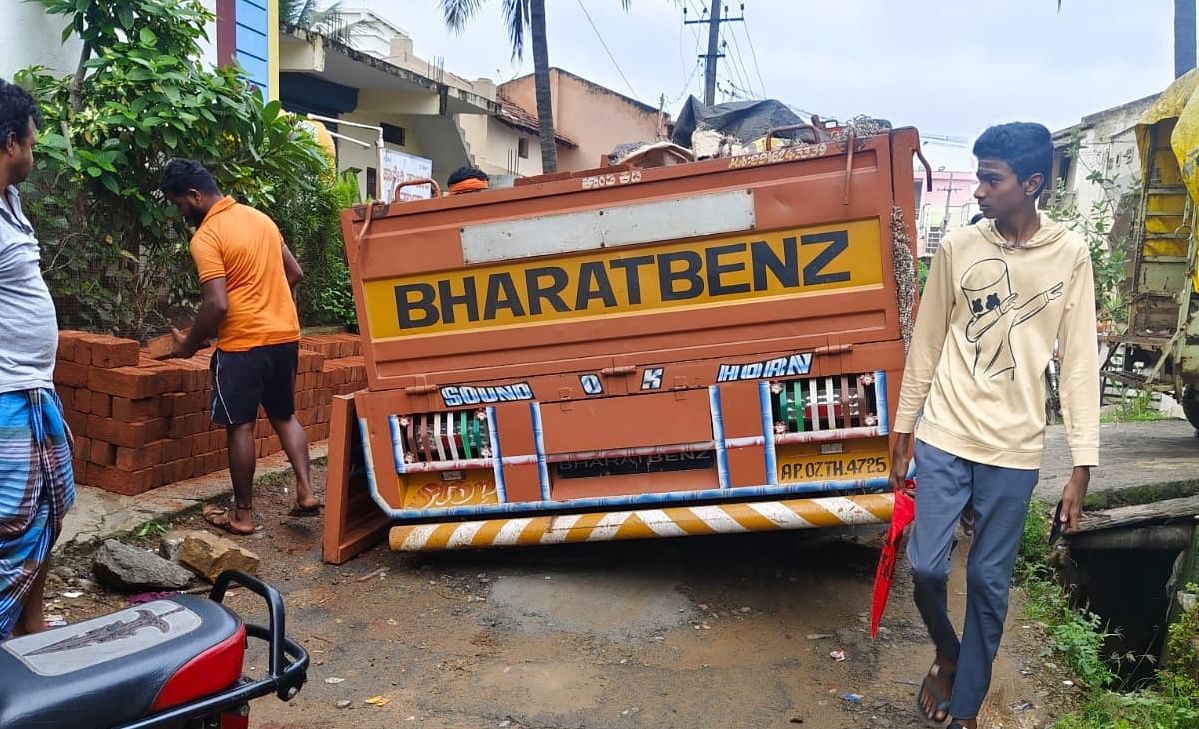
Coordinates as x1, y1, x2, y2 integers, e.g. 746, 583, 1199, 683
54, 331, 366, 495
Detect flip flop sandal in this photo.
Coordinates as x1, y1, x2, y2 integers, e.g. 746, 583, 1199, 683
202, 505, 256, 536
287, 504, 323, 517
916, 663, 954, 724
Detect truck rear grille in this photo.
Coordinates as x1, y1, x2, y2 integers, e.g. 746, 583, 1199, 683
394, 410, 492, 464
768, 373, 880, 434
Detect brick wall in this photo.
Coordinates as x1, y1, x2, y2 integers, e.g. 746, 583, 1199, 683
54, 332, 366, 495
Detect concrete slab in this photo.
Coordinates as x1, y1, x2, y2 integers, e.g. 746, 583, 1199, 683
57, 441, 328, 553
1037, 418, 1199, 500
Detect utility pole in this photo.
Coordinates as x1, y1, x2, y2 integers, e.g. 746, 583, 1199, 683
939, 172, 968, 234
701, 1, 722, 105
685, 2, 743, 105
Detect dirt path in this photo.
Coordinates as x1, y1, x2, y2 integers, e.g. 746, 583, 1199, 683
51, 468, 1059, 728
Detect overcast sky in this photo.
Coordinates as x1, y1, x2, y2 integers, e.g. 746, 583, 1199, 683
381, 1, 1170, 170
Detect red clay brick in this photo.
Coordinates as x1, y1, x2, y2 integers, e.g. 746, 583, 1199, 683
200, 451, 226, 474
111, 396, 159, 422
158, 393, 181, 417
89, 440, 116, 466
300, 335, 337, 359
91, 393, 111, 418
57, 331, 87, 362
161, 458, 193, 484
71, 388, 91, 415
88, 334, 140, 369
164, 391, 207, 416
74, 435, 90, 458
65, 411, 87, 438
175, 360, 208, 392
160, 367, 187, 394
162, 437, 191, 462
88, 464, 157, 495
58, 387, 76, 414
116, 441, 164, 471
73, 336, 95, 367
89, 366, 161, 399
143, 331, 184, 361
88, 415, 168, 449
72, 457, 87, 483
192, 432, 210, 456
168, 412, 206, 439
319, 362, 341, 386
158, 392, 180, 416
137, 359, 184, 393
54, 360, 90, 388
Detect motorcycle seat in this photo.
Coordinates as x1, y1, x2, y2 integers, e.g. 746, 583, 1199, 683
0, 595, 245, 729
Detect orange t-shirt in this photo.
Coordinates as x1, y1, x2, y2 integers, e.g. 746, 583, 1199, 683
189, 197, 300, 352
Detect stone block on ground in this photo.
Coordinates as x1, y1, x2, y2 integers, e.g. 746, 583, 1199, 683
93, 539, 193, 591
159, 530, 189, 563
178, 530, 261, 582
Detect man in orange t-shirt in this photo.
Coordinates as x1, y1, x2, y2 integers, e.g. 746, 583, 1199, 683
160, 159, 319, 535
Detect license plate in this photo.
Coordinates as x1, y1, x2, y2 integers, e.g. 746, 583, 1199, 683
777, 449, 888, 483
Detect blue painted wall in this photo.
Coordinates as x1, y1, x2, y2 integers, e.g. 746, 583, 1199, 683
235, 0, 270, 91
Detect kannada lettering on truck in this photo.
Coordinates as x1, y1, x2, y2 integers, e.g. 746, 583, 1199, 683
322, 130, 924, 562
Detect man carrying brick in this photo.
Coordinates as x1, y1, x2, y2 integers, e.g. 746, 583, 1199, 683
0, 77, 75, 638
160, 159, 319, 535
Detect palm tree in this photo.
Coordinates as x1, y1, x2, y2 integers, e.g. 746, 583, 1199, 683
441, 0, 630, 173
280, 0, 360, 44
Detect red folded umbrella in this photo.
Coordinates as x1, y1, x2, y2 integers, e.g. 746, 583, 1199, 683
870, 479, 916, 639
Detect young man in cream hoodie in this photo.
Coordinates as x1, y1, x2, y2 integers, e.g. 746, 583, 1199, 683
890, 122, 1099, 729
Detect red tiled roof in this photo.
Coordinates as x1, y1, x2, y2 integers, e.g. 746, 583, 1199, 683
496, 97, 577, 147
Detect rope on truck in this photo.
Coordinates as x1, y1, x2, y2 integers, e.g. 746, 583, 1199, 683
891, 205, 917, 353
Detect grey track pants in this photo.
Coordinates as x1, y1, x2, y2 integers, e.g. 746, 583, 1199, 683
906, 439, 1038, 720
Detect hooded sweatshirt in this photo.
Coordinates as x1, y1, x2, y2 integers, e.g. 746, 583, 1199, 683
893, 213, 1099, 470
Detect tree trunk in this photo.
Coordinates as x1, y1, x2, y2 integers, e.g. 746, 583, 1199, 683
529, 0, 557, 173
69, 41, 91, 113
1177, 0, 1197, 78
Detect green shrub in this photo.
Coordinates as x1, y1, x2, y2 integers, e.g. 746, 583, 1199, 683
19, 0, 338, 337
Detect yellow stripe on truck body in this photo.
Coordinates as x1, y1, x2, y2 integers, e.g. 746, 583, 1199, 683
389, 493, 894, 552
363, 219, 883, 340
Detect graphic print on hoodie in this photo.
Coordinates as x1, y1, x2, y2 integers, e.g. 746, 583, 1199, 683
961, 258, 1063, 379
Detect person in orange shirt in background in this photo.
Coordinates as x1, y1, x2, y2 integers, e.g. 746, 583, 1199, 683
160, 159, 320, 535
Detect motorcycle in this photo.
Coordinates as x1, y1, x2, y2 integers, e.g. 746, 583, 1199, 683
0, 570, 308, 729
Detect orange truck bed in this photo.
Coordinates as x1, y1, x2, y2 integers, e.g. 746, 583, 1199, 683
323, 129, 923, 562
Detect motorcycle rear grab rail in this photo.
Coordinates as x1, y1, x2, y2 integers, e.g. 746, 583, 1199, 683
116, 570, 309, 729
